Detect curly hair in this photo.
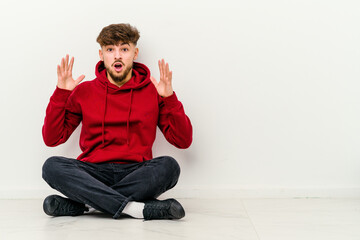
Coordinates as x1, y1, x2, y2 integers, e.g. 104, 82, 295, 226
97, 23, 140, 46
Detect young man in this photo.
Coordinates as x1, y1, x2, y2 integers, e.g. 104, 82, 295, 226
42, 24, 192, 220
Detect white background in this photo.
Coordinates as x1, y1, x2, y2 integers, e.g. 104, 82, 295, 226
0, 0, 359, 198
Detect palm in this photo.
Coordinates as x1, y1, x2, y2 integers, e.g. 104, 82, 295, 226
57, 55, 85, 91
150, 59, 173, 98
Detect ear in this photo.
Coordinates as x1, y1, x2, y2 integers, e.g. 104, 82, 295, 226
133, 47, 139, 61
99, 49, 103, 61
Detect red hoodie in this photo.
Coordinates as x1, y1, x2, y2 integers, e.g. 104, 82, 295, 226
42, 61, 193, 163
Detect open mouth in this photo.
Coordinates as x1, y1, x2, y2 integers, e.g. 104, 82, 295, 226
113, 62, 123, 72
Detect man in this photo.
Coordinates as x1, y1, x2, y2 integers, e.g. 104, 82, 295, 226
42, 23, 192, 220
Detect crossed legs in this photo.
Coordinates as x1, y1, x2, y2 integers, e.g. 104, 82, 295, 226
42, 156, 181, 219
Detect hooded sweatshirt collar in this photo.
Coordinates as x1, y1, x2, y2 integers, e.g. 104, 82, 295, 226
95, 61, 151, 92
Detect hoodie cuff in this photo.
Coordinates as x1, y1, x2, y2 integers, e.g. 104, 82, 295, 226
50, 86, 73, 105
162, 92, 181, 109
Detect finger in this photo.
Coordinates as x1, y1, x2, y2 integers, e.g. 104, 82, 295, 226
57, 65, 61, 77
69, 57, 74, 74
165, 62, 170, 80
157, 60, 162, 81
65, 54, 69, 71
162, 59, 166, 72
60, 57, 65, 73
158, 60, 162, 77
168, 71, 173, 83
75, 75, 85, 85
160, 59, 165, 81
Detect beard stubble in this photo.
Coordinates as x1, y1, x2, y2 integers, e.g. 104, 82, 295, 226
106, 61, 133, 85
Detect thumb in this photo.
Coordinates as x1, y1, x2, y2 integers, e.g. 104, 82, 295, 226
75, 75, 85, 85
150, 76, 158, 86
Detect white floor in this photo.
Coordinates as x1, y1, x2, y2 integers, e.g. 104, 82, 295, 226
1, 198, 360, 240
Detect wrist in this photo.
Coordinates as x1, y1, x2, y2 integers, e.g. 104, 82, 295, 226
161, 91, 174, 98
57, 83, 74, 91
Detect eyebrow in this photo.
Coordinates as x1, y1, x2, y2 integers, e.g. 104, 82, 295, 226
104, 43, 130, 48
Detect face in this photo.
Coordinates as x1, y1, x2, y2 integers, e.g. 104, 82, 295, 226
99, 42, 139, 85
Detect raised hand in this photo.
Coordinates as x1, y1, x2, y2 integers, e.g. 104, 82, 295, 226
57, 54, 85, 91
150, 59, 174, 98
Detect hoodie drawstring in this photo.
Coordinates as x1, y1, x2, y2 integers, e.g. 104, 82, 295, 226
102, 82, 108, 147
102, 84, 133, 147
126, 89, 133, 146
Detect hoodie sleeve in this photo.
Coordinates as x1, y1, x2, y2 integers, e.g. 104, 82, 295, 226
42, 87, 82, 147
158, 92, 193, 149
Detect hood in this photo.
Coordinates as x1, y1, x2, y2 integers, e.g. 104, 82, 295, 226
95, 60, 152, 147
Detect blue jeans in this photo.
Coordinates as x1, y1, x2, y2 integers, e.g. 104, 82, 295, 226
42, 156, 180, 219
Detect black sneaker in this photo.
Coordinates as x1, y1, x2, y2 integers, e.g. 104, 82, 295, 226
43, 195, 88, 217
143, 199, 185, 220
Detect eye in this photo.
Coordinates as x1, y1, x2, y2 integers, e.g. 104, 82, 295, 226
107, 48, 113, 52
122, 48, 129, 52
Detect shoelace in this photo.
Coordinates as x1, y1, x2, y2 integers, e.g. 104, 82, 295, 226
56, 199, 86, 215
145, 203, 170, 218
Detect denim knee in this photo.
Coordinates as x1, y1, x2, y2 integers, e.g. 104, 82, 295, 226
162, 156, 181, 179
42, 156, 64, 183
155, 156, 181, 189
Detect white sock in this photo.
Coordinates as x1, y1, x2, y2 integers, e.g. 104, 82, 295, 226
85, 204, 96, 213
122, 201, 145, 219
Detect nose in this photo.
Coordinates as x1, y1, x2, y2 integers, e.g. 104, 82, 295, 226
114, 49, 122, 59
